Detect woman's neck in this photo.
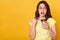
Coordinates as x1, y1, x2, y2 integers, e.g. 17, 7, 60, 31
38, 16, 46, 20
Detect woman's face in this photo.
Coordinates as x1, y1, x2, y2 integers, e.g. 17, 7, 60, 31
38, 3, 47, 17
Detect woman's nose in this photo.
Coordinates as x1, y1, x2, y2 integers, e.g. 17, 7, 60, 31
41, 9, 44, 11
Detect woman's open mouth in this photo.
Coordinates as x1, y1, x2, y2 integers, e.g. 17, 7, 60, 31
41, 12, 44, 14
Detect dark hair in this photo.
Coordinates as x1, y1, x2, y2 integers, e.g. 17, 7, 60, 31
35, 0, 52, 20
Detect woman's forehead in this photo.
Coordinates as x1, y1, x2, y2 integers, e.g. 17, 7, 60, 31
39, 3, 46, 7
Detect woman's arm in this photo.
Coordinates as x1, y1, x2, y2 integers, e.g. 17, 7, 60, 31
48, 24, 56, 40
29, 18, 36, 40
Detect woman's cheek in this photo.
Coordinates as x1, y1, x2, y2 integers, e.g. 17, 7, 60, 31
38, 10, 41, 15
44, 10, 47, 15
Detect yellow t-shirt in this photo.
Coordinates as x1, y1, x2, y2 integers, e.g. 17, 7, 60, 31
29, 18, 56, 40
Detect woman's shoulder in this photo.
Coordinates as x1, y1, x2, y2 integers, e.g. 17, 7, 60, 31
47, 18, 56, 28
47, 17, 56, 27
47, 18, 56, 22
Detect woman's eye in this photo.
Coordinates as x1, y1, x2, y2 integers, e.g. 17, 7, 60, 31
39, 7, 46, 9
43, 7, 46, 9
39, 7, 42, 9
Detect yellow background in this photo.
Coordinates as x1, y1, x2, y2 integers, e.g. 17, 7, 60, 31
0, 0, 60, 40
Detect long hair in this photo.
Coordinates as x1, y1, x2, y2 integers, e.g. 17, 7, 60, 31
35, 1, 52, 20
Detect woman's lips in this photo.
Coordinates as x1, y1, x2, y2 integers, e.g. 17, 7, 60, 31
41, 12, 44, 14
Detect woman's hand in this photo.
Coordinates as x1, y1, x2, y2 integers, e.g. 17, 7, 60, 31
31, 18, 36, 26
41, 21, 49, 29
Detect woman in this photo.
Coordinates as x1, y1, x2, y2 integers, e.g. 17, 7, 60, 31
29, 0, 56, 40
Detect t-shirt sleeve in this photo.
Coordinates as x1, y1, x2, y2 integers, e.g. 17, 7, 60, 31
47, 18, 56, 28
